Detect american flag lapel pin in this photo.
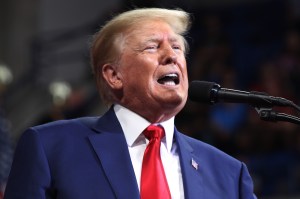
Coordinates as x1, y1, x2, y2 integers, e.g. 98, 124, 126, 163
191, 158, 198, 170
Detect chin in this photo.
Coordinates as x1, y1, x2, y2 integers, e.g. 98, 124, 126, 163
162, 96, 186, 111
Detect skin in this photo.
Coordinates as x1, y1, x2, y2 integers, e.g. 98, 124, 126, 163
102, 19, 189, 123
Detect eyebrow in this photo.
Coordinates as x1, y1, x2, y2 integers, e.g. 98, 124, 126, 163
142, 35, 184, 48
130, 33, 185, 52
145, 34, 181, 42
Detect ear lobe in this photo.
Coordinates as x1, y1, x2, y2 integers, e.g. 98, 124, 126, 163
102, 64, 123, 89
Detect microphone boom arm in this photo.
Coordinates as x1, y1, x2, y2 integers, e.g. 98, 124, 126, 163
188, 80, 300, 125
255, 107, 300, 125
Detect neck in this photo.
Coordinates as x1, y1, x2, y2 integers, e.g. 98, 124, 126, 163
121, 104, 180, 124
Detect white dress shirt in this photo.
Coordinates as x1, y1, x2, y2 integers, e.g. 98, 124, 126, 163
114, 104, 184, 199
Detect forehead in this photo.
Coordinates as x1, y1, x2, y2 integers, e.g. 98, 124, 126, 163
124, 19, 182, 42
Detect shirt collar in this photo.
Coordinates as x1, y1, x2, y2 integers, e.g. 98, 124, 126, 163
113, 104, 175, 152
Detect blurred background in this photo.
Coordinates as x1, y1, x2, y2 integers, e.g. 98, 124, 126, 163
1, 0, 300, 198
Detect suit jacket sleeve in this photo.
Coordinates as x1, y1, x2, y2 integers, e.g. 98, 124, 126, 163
239, 162, 257, 199
4, 128, 52, 199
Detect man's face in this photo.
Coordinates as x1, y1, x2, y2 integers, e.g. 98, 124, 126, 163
117, 19, 188, 122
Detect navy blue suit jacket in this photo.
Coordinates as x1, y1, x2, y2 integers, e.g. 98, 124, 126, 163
5, 107, 256, 199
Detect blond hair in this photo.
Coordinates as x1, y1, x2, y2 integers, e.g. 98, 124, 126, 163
90, 8, 191, 105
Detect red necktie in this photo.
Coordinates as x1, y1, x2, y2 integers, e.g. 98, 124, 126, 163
140, 125, 171, 199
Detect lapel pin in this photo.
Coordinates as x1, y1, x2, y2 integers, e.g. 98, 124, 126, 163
191, 158, 198, 170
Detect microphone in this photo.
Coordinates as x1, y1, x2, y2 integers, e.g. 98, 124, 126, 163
188, 81, 292, 108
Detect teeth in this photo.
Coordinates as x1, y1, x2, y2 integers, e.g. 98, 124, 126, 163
165, 73, 178, 78
157, 73, 179, 85
164, 81, 176, 86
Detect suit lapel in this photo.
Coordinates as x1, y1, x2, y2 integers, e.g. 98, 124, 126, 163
175, 129, 204, 199
88, 107, 139, 199
87, 107, 204, 198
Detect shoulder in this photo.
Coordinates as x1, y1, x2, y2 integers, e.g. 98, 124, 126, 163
32, 117, 98, 132
176, 131, 256, 198
20, 117, 100, 143
177, 132, 242, 168
15, 117, 102, 158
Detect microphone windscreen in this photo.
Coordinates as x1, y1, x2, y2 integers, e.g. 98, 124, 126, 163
188, 81, 216, 103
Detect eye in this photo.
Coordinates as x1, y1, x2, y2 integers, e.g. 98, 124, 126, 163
144, 44, 159, 52
172, 44, 182, 51
146, 46, 157, 49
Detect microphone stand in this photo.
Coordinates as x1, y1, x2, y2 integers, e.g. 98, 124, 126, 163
252, 95, 300, 125
255, 107, 300, 125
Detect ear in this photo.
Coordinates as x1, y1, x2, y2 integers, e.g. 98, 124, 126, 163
102, 64, 123, 89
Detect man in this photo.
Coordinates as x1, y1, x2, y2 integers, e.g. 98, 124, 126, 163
4, 8, 256, 198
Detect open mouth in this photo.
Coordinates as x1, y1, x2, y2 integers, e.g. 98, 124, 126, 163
157, 73, 179, 86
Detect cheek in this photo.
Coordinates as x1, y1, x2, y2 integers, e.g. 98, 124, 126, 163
179, 55, 187, 68
180, 60, 188, 77
133, 57, 157, 76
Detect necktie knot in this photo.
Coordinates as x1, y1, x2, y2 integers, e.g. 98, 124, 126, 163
143, 125, 165, 141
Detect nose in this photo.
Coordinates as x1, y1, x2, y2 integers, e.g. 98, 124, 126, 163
161, 45, 177, 65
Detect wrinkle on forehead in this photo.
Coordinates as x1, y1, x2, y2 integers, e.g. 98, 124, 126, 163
123, 20, 185, 51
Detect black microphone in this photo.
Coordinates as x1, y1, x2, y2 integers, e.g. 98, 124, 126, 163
188, 81, 292, 107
